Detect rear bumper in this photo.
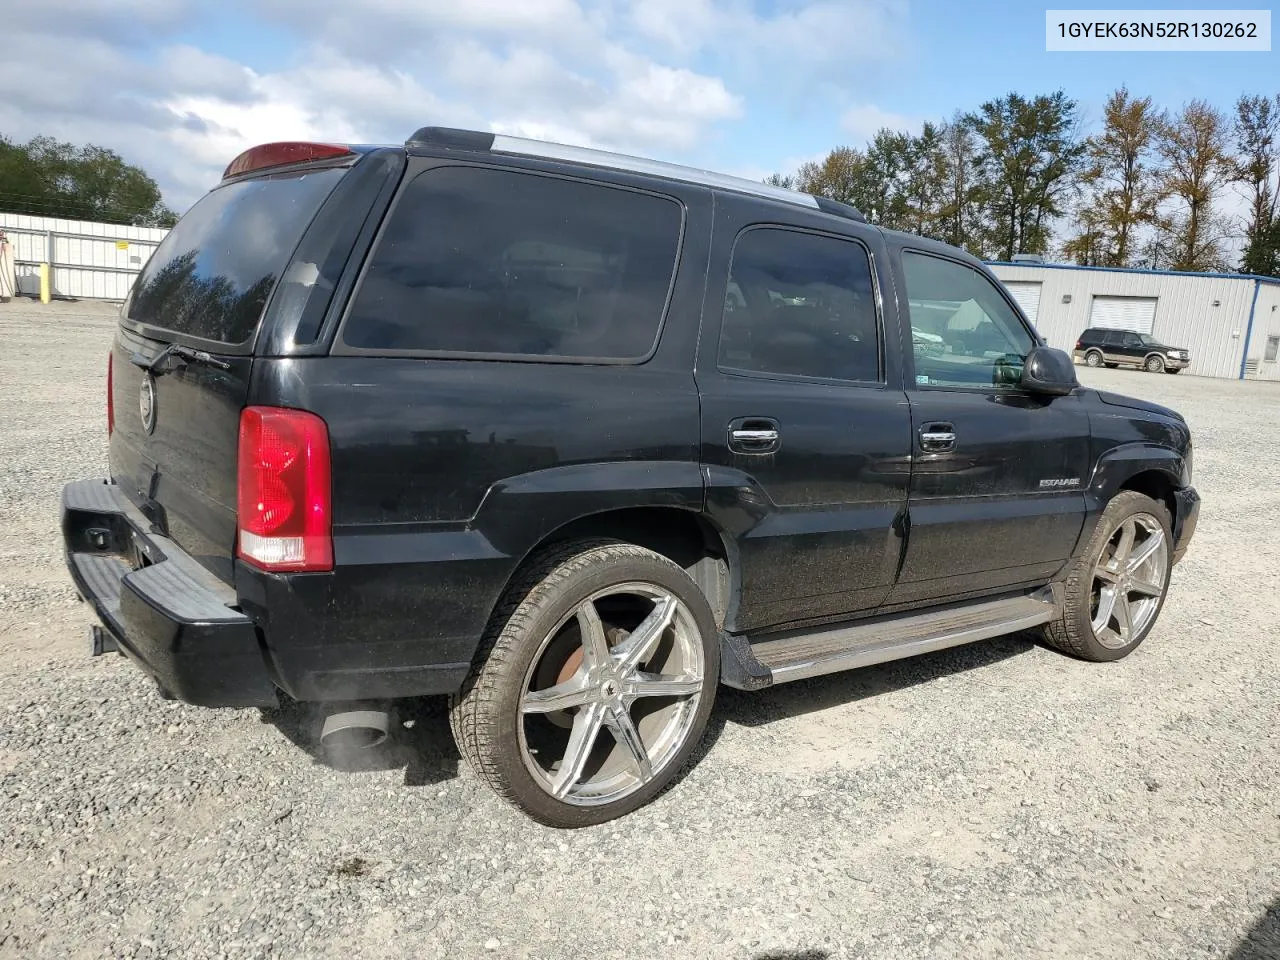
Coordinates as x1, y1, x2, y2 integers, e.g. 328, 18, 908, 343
62, 480, 277, 707
1172, 485, 1199, 564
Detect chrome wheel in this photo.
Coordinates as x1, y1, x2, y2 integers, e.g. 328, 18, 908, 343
1085, 351, 1103, 367
518, 583, 705, 807
1090, 513, 1168, 649
1145, 355, 1164, 373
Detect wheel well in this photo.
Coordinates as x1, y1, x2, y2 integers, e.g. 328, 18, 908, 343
536, 508, 733, 627
1120, 469, 1176, 523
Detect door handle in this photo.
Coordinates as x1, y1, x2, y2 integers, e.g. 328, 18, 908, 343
919, 422, 956, 452
728, 418, 780, 454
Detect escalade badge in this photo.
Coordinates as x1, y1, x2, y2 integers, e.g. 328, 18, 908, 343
139, 374, 156, 434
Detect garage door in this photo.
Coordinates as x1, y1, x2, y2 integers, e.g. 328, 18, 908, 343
1003, 281, 1042, 324
1089, 296, 1157, 335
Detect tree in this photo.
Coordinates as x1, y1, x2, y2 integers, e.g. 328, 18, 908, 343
1233, 94, 1280, 276
795, 147, 868, 207
763, 172, 796, 189
901, 122, 949, 238
0, 134, 175, 226
967, 91, 1086, 261
936, 117, 983, 255
1156, 100, 1233, 271
1066, 87, 1164, 267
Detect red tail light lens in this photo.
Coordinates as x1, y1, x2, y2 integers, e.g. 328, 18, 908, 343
223, 142, 353, 179
106, 352, 115, 437
236, 407, 333, 572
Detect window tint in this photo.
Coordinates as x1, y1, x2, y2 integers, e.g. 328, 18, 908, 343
128, 167, 346, 345
342, 167, 681, 360
902, 252, 1034, 389
718, 229, 879, 382
1122, 332, 1142, 347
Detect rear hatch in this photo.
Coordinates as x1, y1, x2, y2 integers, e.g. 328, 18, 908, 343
109, 160, 353, 582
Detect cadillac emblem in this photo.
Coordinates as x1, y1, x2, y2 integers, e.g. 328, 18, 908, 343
139, 374, 156, 434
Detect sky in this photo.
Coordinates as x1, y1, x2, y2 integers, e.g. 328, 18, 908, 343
1, 0, 1275, 212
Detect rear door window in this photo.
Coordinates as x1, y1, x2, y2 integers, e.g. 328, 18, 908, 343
341, 166, 683, 361
126, 167, 346, 346
718, 227, 880, 382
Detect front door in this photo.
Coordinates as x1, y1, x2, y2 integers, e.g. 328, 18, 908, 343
890, 249, 1090, 606
698, 202, 912, 634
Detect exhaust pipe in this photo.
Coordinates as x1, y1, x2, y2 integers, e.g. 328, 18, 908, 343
319, 705, 391, 752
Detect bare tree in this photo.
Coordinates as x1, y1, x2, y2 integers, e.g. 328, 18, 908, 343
1157, 100, 1233, 271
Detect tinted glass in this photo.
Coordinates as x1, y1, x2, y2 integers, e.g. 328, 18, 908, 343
903, 252, 1034, 389
718, 229, 879, 382
127, 168, 345, 345
343, 167, 681, 360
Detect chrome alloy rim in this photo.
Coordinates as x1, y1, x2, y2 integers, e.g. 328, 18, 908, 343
517, 583, 705, 807
1091, 513, 1169, 649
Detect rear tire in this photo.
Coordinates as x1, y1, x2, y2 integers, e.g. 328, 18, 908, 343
1043, 491, 1173, 662
1145, 354, 1165, 373
1104, 362, 1119, 369
450, 540, 719, 828
1085, 350, 1104, 368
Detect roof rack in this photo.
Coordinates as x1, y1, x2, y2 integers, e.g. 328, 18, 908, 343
404, 126, 866, 223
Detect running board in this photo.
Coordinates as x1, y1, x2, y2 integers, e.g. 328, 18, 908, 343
720, 587, 1059, 689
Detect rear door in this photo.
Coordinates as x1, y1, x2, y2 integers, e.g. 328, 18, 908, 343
109, 160, 370, 581
697, 196, 912, 634
891, 248, 1090, 605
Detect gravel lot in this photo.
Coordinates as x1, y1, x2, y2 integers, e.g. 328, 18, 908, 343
1, 299, 1277, 960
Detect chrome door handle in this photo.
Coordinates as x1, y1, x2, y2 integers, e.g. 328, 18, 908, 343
919, 423, 956, 452
730, 429, 779, 443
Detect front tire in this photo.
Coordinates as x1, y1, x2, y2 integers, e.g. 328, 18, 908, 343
1145, 354, 1165, 373
1043, 491, 1173, 662
450, 540, 719, 827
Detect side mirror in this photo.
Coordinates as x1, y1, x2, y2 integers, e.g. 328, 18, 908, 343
1020, 346, 1078, 396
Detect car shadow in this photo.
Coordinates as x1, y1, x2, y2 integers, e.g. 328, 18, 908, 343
1228, 897, 1280, 960
258, 632, 1039, 791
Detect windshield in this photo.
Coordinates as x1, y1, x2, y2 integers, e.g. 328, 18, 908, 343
126, 167, 346, 346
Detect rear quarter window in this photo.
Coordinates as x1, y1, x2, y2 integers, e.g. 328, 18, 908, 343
126, 167, 346, 346
340, 166, 683, 361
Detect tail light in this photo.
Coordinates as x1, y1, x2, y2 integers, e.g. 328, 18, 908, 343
236, 407, 333, 572
106, 352, 115, 437
223, 142, 353, 179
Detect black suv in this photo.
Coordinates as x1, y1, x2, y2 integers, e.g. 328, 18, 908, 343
1074, 327, 1191, 373
62, 131, 1199, 826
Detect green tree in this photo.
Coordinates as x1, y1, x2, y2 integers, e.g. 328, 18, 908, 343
1233, 94, 1280, 276
1066, 87, 1164, 267
0, 134, 175, 226
967, 91, 1086, 260
795, 147, 868, 207
1156, 100, 1233, 271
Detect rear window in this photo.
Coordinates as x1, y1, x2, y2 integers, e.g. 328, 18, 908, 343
126, 167, 346, 345
340, 166, 682, 361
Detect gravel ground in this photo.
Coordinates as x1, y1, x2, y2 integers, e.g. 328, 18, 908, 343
1, 299, 1277, 960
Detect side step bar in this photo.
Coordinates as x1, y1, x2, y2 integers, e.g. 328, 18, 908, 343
720, 587, 1060, 690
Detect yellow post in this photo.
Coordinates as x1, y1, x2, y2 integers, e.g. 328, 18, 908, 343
39, 263, 51, 304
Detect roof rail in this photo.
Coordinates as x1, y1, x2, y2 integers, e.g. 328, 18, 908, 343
404, 126, 867, 223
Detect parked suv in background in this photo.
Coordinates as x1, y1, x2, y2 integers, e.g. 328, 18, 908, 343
1074, 327, 1191, 373
62, 131, 1199, 827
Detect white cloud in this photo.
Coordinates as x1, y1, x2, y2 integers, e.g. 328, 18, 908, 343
0, 0, 909, 212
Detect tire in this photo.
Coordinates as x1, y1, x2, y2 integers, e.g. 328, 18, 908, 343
1042, 490, 1173, 662
1145, 354, 1165, 373
450, 540, 719, 828
1165, 368, 1181, 375
1084, 350, 1104, 368
1104, 362, 1119, 369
